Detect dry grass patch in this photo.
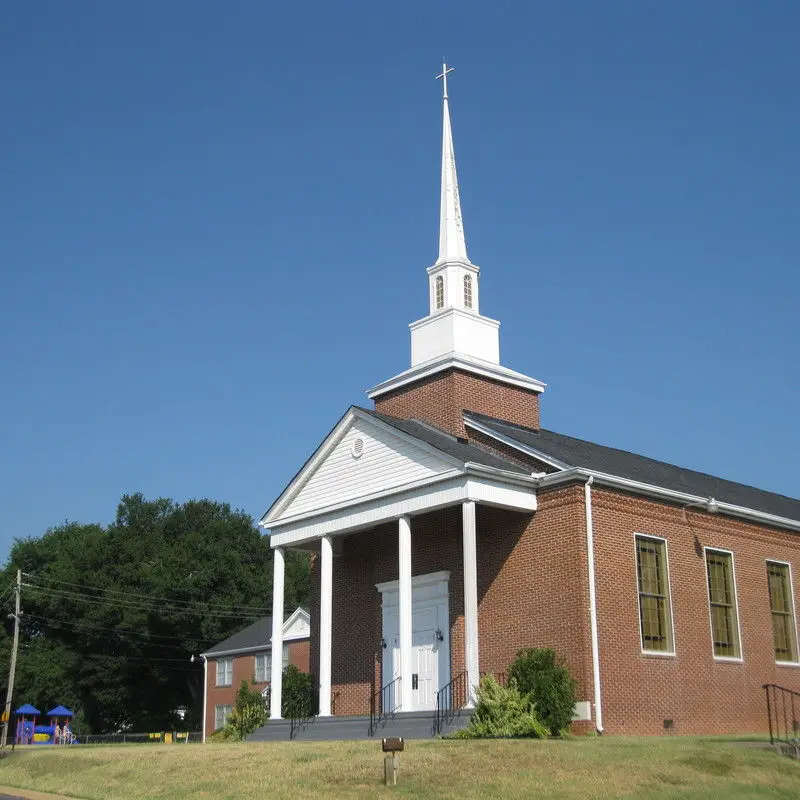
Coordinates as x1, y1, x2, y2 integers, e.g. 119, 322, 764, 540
0, 737, 798, 799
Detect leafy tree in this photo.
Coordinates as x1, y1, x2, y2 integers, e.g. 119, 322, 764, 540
281, 664, 315, 719
507, 648, 577, 736
0, 494, 310, 733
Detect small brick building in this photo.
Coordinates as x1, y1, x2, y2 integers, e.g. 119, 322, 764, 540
201, 607, 309, 739
259, 73, 800, 736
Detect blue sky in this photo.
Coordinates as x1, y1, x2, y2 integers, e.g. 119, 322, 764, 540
2, 1, 798, 558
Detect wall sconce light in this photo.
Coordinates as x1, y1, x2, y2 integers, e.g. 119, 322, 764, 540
435, 628, 444, 642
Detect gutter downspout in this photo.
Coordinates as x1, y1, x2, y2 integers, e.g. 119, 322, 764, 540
202, 656, 208, 743
584, 476, 604, 734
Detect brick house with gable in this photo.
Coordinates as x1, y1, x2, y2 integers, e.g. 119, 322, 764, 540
254, 65, 800, 739
201, 607, 309, 739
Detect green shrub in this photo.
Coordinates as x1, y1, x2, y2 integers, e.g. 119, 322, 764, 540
453, 675, 549, 739
281, 664, 316, 718
215, 680, 268, 741
508, 648, 577, 736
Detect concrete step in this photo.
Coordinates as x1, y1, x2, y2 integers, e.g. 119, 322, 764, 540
248, 709, 474, 742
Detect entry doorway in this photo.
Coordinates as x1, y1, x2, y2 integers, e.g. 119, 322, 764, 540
377, 571, 450, 713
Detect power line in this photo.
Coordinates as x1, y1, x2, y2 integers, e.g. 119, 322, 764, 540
22, 573, 270, 615
22, 614, 219, 650
22, 584, 265, 620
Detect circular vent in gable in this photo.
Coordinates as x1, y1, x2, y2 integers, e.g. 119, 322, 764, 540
351, 437, 365, 459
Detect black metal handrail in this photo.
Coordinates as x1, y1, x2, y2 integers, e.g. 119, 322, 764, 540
764, 683, 800, 746
370, 676, 401, 736
434, 670, 468, 736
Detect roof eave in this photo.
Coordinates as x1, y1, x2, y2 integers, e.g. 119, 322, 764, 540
538, 468, 800, 533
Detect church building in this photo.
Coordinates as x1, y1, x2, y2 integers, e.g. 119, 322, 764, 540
258, 66, 800, 737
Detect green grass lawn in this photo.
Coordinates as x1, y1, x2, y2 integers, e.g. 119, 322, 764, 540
1, 737, 798, 800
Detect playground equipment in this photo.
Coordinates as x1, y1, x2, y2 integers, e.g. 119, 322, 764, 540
14, 704, 40, 745
14, 703, 77, 745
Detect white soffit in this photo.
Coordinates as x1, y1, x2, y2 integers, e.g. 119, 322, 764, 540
367, 352, 546, 399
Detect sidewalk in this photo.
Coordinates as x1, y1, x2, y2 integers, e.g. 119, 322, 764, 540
0, 788, 77, 800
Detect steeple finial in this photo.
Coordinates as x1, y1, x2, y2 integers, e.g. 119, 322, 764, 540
435, 63, 468, 264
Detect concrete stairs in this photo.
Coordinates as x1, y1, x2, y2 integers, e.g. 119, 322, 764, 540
248, 709, 474, 742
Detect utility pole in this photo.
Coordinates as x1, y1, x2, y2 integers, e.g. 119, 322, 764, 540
1, 570, 21, 748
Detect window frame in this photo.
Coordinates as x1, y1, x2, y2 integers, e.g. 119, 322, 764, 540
215, 656, 233, 687
633, 533, 676, 657
214, 704, 232, 731
766, 559, 800, 666
463, 274, 473, 309
435, 275, 445, 310
703, 547, 743, 662
254, 651, 271, 683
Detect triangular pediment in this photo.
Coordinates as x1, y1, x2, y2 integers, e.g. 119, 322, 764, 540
263, 409, 463, 526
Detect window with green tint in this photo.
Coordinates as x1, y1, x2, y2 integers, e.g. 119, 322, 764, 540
636, 536, 674, 653
705, 550, 740, 658
767, 562, 798, 662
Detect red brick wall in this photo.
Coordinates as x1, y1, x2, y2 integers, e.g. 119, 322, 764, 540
373, 368, 541, 437
307, 480, 800, 735
204, 638, 310, 735
308, 496, 594, 720
590, 487, 800, 735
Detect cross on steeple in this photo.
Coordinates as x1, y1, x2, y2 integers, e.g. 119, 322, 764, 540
436, 62, 454, 99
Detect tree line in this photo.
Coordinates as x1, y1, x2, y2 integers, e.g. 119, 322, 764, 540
0, 493, 310, 733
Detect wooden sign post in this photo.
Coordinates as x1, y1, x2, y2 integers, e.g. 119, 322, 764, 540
382, 737, 404, 787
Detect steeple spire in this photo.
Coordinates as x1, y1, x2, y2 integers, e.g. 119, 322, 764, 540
436, 63, 469, 264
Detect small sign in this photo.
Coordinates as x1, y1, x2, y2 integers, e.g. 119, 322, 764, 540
382, 737, 404, 752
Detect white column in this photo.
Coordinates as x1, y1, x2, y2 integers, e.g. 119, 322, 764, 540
318, 535, 334, 716
269, 547, 285, 720
398, 515, 413, 711
462, 501, 480, 706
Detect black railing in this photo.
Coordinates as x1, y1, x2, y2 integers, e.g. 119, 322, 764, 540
764, 684, 800, 752
434, 670, 468, 736
370, 676, 401, 736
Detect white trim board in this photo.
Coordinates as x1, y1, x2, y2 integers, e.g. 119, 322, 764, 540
367, 352, 546, 399
267, 475, 537, 548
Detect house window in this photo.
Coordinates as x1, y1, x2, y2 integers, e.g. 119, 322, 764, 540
463, 274, 473, 309
214, 704, 232, 730
635, 535, 674, 653
767, 561, 798, 663
435, 275, 444, 309
705, 549, 741, 658
254, 645, 290, 682
255, 652, 271, 683
216, 657, 233, 686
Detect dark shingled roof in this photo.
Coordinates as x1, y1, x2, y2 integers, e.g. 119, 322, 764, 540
203, 609, 309, 657
360, 408, 526, 474
465, 411, 800, 522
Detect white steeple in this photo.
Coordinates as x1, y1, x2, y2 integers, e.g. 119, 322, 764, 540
411, 64, 497, 362
367, 64, 546, 404
437, 64, 468, 264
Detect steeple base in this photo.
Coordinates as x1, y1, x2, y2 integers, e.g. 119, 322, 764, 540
367, 353, 546, 438
410, 308, 499, 366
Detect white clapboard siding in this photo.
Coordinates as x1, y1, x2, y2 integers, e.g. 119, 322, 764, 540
283, 419, 453, 518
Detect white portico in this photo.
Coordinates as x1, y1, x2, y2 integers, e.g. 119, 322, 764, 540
261, 407, 537, 717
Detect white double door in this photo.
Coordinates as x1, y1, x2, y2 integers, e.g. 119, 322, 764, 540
380, 572, 450, 713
